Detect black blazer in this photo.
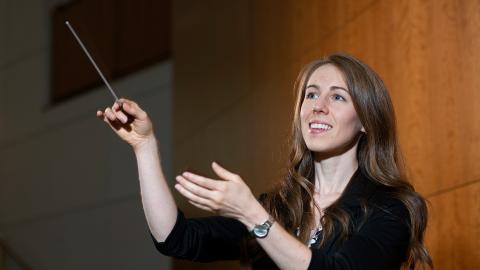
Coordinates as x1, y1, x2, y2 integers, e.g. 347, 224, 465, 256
153, 169, 410, 269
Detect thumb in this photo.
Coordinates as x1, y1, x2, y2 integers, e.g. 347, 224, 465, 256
212, 161, 238, 181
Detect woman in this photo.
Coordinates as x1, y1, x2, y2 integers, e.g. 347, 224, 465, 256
97, 53, 433, 269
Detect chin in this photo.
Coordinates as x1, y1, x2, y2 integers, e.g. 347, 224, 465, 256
307, 145, 338, 157
305, 139, 359, 159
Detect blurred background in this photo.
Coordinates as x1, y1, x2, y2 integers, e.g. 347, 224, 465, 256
0, 0, 478, 269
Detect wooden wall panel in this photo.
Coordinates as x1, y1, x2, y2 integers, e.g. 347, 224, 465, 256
293, 3, 480, 268
420, 0, 480, 194
51, 0, 170, 103
294, 0, 480, 195
52, 0, 116, 101
115, 0, 171, 74
294, 0, 437, 193
171, 96, 259, 270
172, 0, 250, 146
289, 0, 377, 61
172, 0, 480, 269
171, 1, 250, 268
249, 0, 294, 89
425, 182, 480, 269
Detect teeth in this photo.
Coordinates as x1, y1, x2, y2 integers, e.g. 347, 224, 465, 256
310, 123, 332, 130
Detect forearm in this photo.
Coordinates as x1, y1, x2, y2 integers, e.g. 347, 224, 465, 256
241, 202, 312, 270
259, 224, 312, 269
134, 136, 177, 242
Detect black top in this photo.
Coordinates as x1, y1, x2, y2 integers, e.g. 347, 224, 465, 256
152, 169, 410, 269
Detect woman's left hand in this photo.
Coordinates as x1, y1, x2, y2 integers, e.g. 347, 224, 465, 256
174, 162, 266, 228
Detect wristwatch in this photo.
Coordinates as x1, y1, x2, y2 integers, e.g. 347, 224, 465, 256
251, 215, 276, 238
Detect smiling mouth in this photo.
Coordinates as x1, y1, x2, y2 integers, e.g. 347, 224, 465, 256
309, 123, 332, 133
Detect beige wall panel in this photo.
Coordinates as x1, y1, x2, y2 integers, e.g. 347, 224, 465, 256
425, 182, 480, 269
172, 0, 250, 145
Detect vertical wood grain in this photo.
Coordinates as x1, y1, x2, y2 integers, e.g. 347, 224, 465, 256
172, 0, 480, 269
425, 181, 480, 269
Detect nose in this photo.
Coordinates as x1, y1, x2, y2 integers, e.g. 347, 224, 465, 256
313, 97, 328, 114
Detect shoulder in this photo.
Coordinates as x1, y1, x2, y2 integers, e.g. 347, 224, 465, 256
344, 171, 411, 227
365, 184, 411, 228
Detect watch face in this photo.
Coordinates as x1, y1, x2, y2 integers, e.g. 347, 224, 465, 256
253, 224, 268, 238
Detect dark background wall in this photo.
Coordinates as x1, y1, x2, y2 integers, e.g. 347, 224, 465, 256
0, 0, 172, 269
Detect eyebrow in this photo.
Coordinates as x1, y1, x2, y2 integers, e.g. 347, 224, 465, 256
306, 84, 349, 93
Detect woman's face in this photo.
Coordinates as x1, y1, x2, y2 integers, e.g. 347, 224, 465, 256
300, 64, 364, 156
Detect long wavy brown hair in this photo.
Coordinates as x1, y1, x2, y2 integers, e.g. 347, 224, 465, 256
244, 53, 433, 269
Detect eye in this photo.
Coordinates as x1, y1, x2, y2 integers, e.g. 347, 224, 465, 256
332, 94, 346, 101
305, 92, 319, 99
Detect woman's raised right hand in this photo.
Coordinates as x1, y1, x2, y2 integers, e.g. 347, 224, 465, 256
97, 98, 154, 151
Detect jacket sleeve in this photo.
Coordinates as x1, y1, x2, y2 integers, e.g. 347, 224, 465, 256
151, 209, 249, 262
308, 199, 410, 270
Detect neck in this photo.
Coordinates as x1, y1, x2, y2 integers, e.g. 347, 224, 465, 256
313, 141, 360, 196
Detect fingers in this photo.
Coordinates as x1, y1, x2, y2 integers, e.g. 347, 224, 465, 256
117, 98, 148, 120
182, 172, 220, 190
113, 107, 129, 123
212, 162, 240, 181
174, 177, 215, 208
96, 97, 141, 125
111, 100, 130, 124
104, 107, 117, 122
188, 200, 213, 212
95, 106, 123, 131
176, 175, 217, 200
